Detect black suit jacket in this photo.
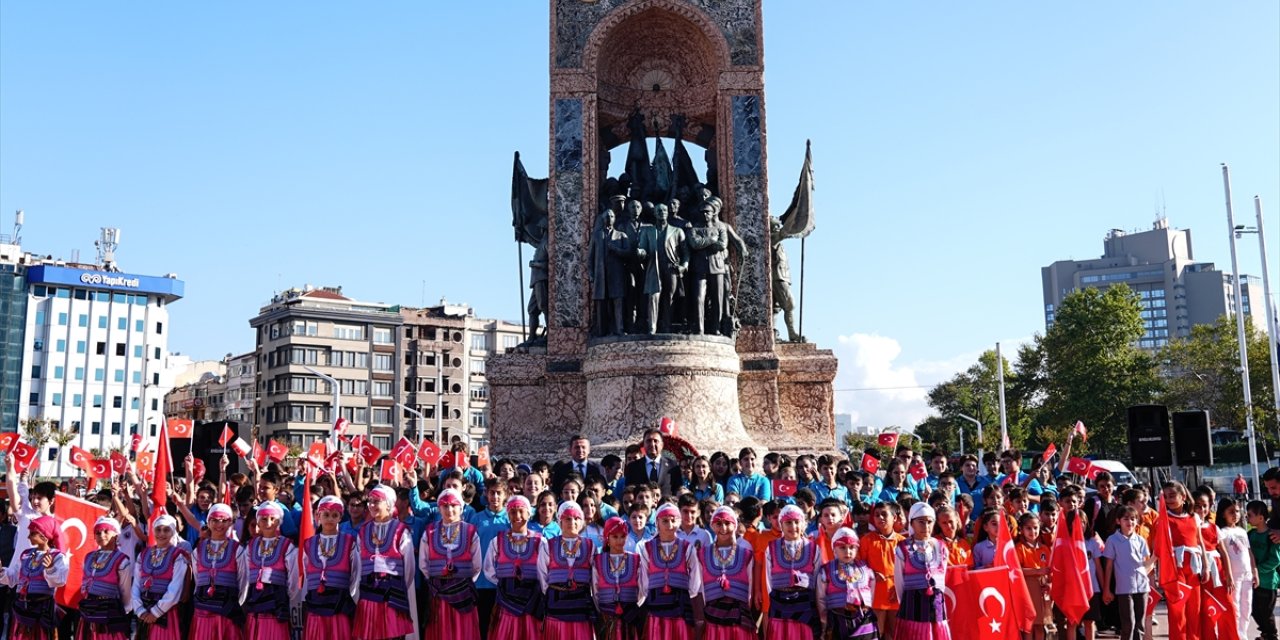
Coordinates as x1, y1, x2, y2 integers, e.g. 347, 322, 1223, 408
623, 455, 681, 498
551, 459, 606, 494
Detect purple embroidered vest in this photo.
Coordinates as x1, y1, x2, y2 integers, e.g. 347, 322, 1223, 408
358, 520, 408, 578
81, 549, 128, 598
247, 536, 291, 587
493, 531, 540, 580
700, 540, 752, 603
193, 539, 240, 589
645, 537, 692, 591
305, 533, 355, 592
768, 538, 816, 591
594, 552, 640, 606
423, 521, 476, 577
545, 537, 593, 585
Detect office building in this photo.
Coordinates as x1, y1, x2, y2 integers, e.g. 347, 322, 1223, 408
249, 285, 404, 450
1042, 219, 1266, 350
163, 351, 256, 426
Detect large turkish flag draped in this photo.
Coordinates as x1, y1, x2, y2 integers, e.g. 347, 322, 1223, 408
148, 425, 173, 545
53, 491, 109, 609
1050, 511, 1094, 624
1153, 496, 1186, 607
993, 504, 1036, 634
944, 565, 978, 633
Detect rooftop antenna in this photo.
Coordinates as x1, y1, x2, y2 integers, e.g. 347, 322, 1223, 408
12, 210, 23, 245
95, 227, 121, 271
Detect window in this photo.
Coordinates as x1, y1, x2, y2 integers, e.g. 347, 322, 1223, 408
52, 393, 62, 407
97, 316, 107, 329
76, 340, 86, 354
115, 343, 126, 356
114, 370, 125, 383
31, 365, 41, 378
152, 372, 159, 384
373, 328, 393, 344
58, 312, 69, 326
117, 317, 127, 330
111, 422, 121, 435
78, 314, 88, 327
151, 399, 158, 410
373, 381, 393, 397
154, 347, 161, 359
470, 358, 485, 374
131, 397, 139, 409
372, 408, 392, 425
54, 366, 64, 380
48, 448, 57, 461
471, 334, 488, 351
155, 322, 163, 334
502, 335, 519, 350
73, 394, 82, 407
470, 384, 487, 400
91, 421, 102, 435
373, 354, 393, 371
96, 342, 106, 355
75, 367, 85, 381
94, 369, 105, 381
132, 371, 141, 383
112, 396, 123, 408
134, 345, 143, 358
93, 395, 103, 408
470, 411, 487, 428
56, 339, 66, 352
333, 324, 365, 340
35, 310, 46, 325
135, 319, 144, 332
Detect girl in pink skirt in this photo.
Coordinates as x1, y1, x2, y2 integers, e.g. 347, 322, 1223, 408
77, 516, 133, 640
303, 496, 360, 640
764, 505, 821, 640
419, 489, 482, 640
190, 504, 243, 640
2, 515, 68, 640
699, 506, 757, 640
239, 502, 299, 640
131, 515, 189, 640
892, 504, 950, 640
538, 501, 596, 640
639, 502, 701, 640
815, 528, 878, 640
353, 485, 419, 640
593, 517, 644, 640
482, 495, 544, 640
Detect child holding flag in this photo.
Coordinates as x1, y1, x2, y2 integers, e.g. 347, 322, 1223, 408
699, 506, 756, 640
815, 527, 877, 640
190, 504, 243, 640
2, 515, 68, 640
302, 496, 359, 640
593, 516, 645, 640
892, 504, 950, 640
482, 495, 544, 640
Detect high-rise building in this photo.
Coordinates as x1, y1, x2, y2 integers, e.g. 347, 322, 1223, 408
1042, 219, 1266, 350
400, 301, 524, 446
249, 286, 404, 451
0, 232, 30, 435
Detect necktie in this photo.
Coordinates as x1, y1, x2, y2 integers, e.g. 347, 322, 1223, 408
578, 463, 585, 477
649, 461, 658, 482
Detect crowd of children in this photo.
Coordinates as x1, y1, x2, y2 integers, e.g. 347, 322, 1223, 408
2, 428, 1279, 640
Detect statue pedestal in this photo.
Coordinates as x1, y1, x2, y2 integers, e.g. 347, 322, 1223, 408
770, 341, 839, 453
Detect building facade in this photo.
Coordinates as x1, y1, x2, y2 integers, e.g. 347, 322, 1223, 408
400, 301, 524, 446
1042, 219, 1266, 350
163, 352, 256, 426
0, 237, 29, 435
250, 286, 404, 451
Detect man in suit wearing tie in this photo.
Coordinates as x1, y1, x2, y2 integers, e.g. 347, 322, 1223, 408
623, 428, 681, 498
551, 434, 606, 495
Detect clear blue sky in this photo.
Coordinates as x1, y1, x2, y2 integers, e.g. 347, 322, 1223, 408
3, 2, 1277, 428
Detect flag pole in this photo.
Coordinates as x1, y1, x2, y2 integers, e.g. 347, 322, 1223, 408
799, 236, 806, 340
517, 241, 528, 343
997, 342, 1009, 450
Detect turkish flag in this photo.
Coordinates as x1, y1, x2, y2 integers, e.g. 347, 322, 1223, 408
417, 439, 441, 465
1074, 420, 1088, 442
1202, 591, 1226, 622
441, 450, 468, 469
877, 432, 899, 449
148, 425, 174, 545
166, 418, 194, 439
1084, 464, 1105, 480
307, 441, 328, 469
130, 433, 143, 452
993, 499, 1036, 634
773, 479, 798, 497
908, 460, 928, 481
1041, 443, 1057, 462
109, 451, 128, 475
135, 450, 156, 481
391, 437, 417, 468
659, 416, 678, 436
380, 459, 400, 483
252, 442, 267, 467
968, 567, 1022, 640
1050, 512, 1094, 624
53, 491, 109, 609
266, 439, 288, 463
1066, 457, 1091, 476
69, 445, 96, 475
12, 440, 39, 473
218, 424, 236, 447
1153, 497, 1185, 606
192, 458, 206, 479
476, 445, 490, 469
325, 450, 345, 474
0, 431, 19, 453
944, 565, 978, 637
230, 437, 251, 457
87, 459, 110, 481
358, 438, 382, 466
861, 452, 880, 475
333, 417, 350, 438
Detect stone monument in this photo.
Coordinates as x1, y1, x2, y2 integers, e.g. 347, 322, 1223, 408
491, 0, 838, 458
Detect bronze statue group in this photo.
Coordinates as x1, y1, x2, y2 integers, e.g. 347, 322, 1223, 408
4, 428, 1280, 640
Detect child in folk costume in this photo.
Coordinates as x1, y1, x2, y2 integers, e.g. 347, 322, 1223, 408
77, 516, 133, 640
816, 527, 878, 640
593, 516, 645, 640
353, 484, 419, 640
239, 501, 300, 640
132, 515, 189, 640
1, 515, 68, 640
419, 489, 483, 640
764, 505, 822, 640
1015, 513, 1051, 640
303, 496, 360, 640
482, 495, 544, 640
858, 502, 903, 636
932, 505, 971, 569
892, 503, 950, 640
538, 501, 597, 640
190, 504, 244, 640
699, 507, 756, 640
1194, 491, 1240, 640
1160, 481, 1210, 640
639, 502, 702, 640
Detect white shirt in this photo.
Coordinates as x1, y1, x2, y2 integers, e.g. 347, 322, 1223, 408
1219, 526, 1252, 580
130, 547, 190, 617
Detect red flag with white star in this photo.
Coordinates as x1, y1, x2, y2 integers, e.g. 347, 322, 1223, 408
1049, 512, 1094, 624
993, 500, 1036, 634
968, 567, 1021, 640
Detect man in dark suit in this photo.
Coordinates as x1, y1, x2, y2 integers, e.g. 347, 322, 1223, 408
623, 428, 681, 498
551, 434, 606, 495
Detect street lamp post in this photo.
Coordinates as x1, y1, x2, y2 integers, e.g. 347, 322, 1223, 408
1222, 164, 1262, 497
958, 414, 983, 463
396, 403, 435, 445
303, 366, 340, 449
1245, 196, 1280, 445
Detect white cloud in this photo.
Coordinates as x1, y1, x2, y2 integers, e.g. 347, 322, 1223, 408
831, 333, 1034, 432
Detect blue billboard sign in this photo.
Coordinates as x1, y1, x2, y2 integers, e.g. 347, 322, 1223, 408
26, 265, 184, 300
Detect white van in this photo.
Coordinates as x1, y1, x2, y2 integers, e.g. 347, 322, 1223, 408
1085, 460, 1137, 486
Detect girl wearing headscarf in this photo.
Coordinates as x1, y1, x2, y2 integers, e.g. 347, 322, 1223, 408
639, 502, 701, 640
77, 516, 133, 640
190, 503, 244, 640
892, 503, 950, 640
698, 506, 756, 640
132, 514, 189, 640
592, 516, 644, 640
239, 502, 299, 640
2, 515, 68, 640
419, 488, 482, 640
353, 484, 419, 640
764, 505, 821, 640
482, 495, 543, 640
815, 527, 877, 640
303, 495, 360, 640
538, 501, 596, 640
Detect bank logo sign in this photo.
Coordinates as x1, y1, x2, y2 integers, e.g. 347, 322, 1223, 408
80, 272, 142, 288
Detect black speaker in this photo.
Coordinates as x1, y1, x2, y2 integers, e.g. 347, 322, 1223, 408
192, 420, 242, 478
1127, 405, 1172, 467
1172, 410, 1213, 466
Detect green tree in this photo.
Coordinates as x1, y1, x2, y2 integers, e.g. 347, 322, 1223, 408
1158, 314, 1277, 444
1035, 285, 1162, 459
915, 349, 1032, 455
